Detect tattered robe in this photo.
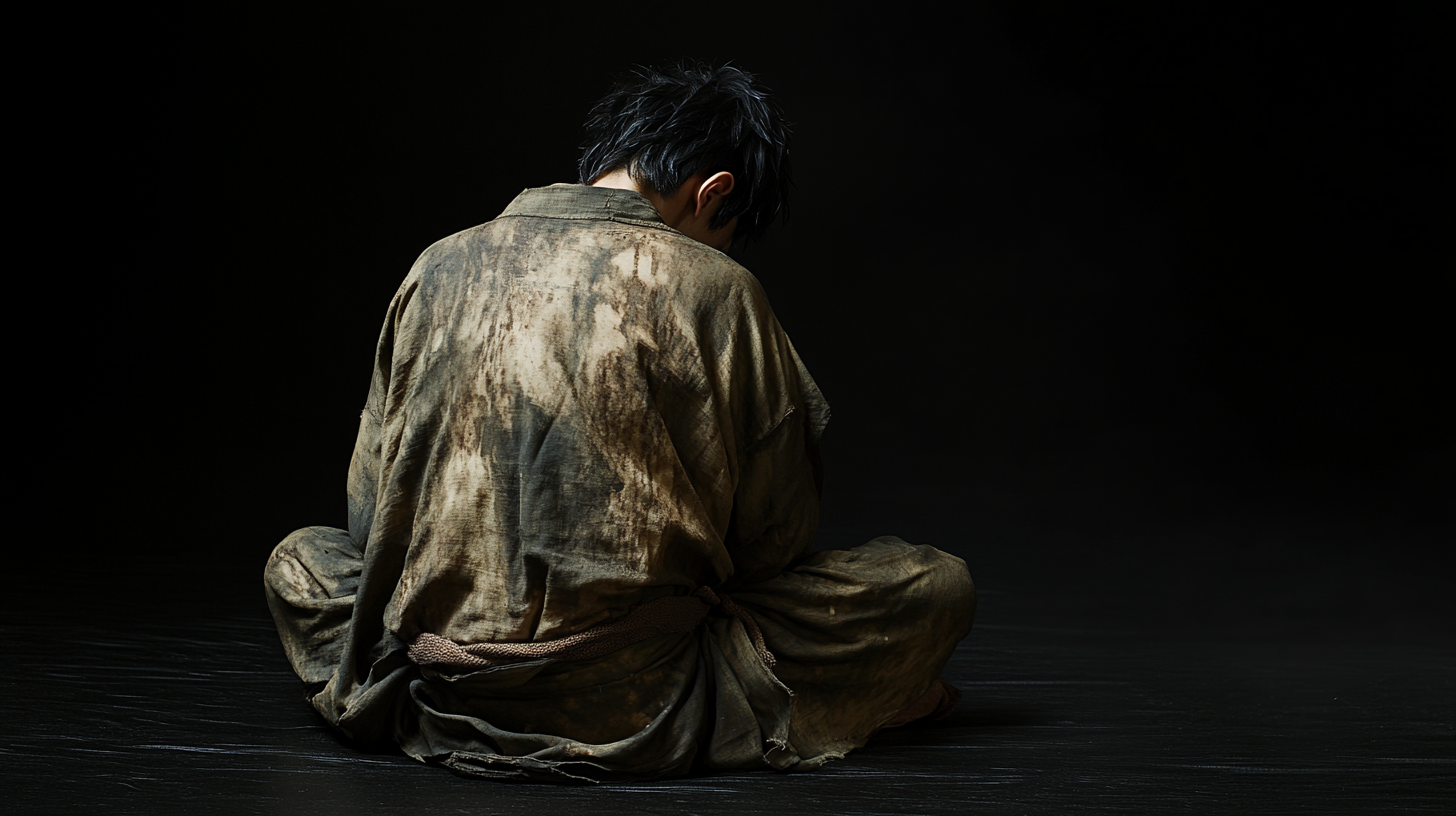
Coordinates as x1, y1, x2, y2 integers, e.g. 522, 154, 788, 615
265, 184, 975, 782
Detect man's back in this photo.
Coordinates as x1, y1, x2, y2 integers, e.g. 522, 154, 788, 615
264, 62, 973, 783
350, 183, 826, 647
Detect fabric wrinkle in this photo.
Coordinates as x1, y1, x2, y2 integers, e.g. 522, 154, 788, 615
263, 184, 975, 782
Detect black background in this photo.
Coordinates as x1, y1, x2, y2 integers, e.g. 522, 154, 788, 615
65, 2, 1455, 632
9, 3, 1452, 811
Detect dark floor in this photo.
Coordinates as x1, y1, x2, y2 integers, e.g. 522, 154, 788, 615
6, 539, 1452, 816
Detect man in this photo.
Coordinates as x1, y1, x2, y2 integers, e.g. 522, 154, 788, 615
265, 62, 975, 783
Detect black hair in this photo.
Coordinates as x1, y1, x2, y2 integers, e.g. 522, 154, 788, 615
577, 61, 792, 247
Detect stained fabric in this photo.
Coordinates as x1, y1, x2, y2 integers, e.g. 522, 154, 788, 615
404, 586, 770, 669
264, 184, 975, 782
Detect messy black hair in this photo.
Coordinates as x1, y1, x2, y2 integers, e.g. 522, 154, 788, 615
577, 61, 792, 247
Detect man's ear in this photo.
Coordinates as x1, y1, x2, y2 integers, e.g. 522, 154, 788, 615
694, 172, 735, 218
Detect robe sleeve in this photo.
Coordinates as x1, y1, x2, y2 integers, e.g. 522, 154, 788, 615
346, 275, 419, 554
713, 287, 831, 590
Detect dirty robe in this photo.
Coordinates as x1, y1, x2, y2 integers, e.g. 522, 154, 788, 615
265, 184, 976, 782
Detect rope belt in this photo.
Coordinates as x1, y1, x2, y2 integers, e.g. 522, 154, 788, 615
407, 586, 775, 670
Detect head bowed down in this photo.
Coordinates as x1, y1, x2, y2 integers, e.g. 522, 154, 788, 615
578, 61, 793, 248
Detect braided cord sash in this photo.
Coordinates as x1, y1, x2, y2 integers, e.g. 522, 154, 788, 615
407, 586, 776, 670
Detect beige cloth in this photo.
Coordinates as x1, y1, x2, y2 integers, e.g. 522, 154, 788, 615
264, 185, 975, 782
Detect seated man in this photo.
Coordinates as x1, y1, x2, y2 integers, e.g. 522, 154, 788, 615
264, 61, 975, 783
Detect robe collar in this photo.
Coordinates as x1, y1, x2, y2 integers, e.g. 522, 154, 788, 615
499, 183, 668, 231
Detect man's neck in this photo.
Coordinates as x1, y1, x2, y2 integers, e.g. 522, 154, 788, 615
590, 169, 737, 250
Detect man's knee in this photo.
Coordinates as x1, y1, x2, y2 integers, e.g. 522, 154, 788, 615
861, 536, 975, 637
265, 526, 362, 604
926, 546, 975, 637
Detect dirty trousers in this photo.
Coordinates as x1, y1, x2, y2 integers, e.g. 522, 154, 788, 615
265, 532, 975, 782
